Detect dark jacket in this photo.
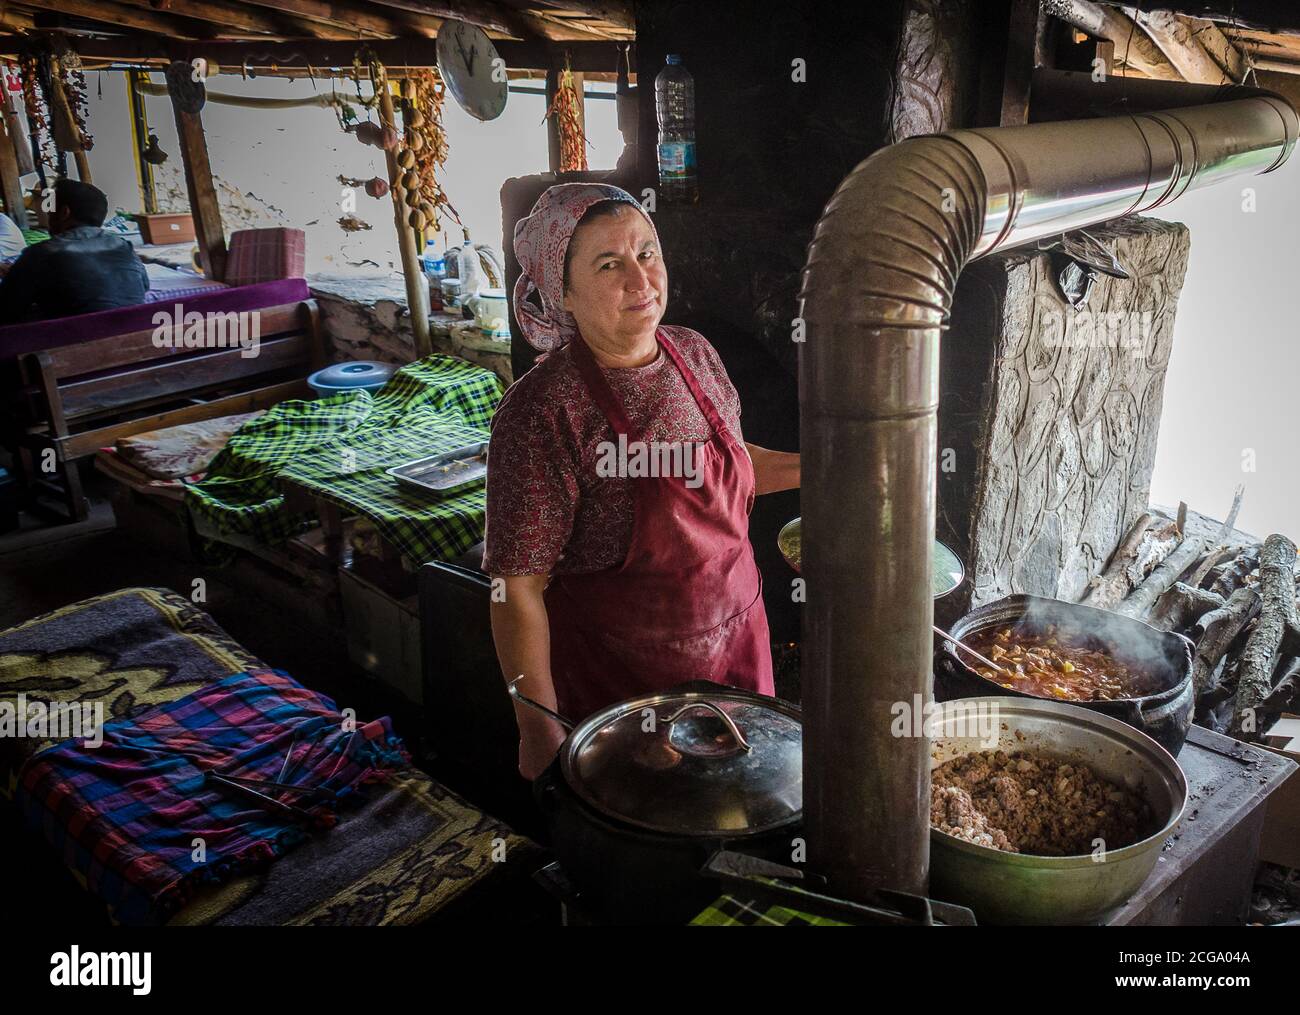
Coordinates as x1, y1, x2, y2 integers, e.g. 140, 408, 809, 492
0, 225, 149, 324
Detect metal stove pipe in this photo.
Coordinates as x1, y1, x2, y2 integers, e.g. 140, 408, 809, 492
797, 95, 1297, 901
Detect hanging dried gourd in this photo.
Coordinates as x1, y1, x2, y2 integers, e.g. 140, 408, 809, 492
405, 67, 451, 237
545, 61, 588, 173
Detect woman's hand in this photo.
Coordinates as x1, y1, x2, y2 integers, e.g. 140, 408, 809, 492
490, 573, 567, 781
518, 721, 569, 781
745, 443, 800, 494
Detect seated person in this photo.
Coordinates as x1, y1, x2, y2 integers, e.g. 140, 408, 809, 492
0, 212, 25, 260
0, 179, 148, 324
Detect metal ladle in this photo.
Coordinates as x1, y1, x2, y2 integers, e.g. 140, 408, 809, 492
933, 625, 1011, 678
508, 675, 574, 730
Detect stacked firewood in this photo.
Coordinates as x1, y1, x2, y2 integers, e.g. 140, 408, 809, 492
1080, 491, 1300, 741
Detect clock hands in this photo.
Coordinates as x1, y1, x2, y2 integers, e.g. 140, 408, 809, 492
457, 36, 476, 77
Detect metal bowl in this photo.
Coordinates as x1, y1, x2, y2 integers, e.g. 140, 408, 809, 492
777, 516, 965, 598
928, 696, 1187, 925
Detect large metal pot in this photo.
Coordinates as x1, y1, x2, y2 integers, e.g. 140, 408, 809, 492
935, 594, 1195, 755
532, 687, 803, 925
929, 696, 1188, 925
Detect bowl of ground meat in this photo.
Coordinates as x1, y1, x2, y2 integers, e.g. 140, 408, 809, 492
928, 696, 1187, 925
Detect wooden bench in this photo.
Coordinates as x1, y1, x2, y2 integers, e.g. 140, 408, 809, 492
15, 298, 323, 521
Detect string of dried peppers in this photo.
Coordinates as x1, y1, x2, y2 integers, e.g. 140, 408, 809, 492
546, 63, 588, 173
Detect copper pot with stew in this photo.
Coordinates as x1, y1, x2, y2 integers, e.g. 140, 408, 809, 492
934, 594, 1194, 755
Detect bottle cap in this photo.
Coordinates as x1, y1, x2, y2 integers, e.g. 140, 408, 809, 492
666, 54, 681, 65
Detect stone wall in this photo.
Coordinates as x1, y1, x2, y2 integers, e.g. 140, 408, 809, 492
307, 273, 512, 384
936, 216, 1192, 625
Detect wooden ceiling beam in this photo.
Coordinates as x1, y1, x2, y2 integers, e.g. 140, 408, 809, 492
1092, 2, 1300, 36
13, 0, 228, 39
8, 0, 284, 39
1185, 16, 1248, 82
0, 32, 632, 74
364, 0, 541, 39
525, 0, 632, 26
495, 0, 632, 39
114, 0, 318, 37
236, 0, 437, 38
1131, 8, 1244, 84
1043, 1, 1183, 79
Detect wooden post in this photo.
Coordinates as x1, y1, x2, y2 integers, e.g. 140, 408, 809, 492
170, 91, 226, 281
544, 65, 562, 174
127, 70, 157, 214
0, 99, 26, 227
48, 59, 91, 183
999, 0, 1045, 127
378, 75, 431, 358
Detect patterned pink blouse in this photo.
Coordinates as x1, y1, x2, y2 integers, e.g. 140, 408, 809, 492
483, 326, 744, 576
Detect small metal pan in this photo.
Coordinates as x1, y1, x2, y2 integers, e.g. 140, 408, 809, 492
386, 441, 488, 495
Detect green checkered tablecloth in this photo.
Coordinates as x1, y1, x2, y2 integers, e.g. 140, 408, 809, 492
186, 354, 503, 563
690, 894, 849, 926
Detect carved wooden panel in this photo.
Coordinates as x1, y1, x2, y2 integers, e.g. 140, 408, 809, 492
938, 217, 1191, 621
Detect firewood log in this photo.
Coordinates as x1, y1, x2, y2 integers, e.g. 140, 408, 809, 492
1081, 512, 1179, 609
1150, 582, 1224, 632
1209, 543, 1261, 599
1191, 586, 1261, 700
1118, 491, 1244, 621
1116, 534, 1206, 620
1231, 535, 1300, 738
1186, 545, 1235, 591
1260, 657, 1300, 721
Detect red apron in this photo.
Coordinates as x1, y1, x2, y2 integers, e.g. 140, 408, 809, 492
545, 327, 774, 721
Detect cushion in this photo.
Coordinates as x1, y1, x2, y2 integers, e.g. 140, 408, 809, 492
115, 411, 264, 479
225, 228, 307, 287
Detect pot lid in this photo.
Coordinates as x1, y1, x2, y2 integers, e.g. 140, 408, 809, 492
560, 691, 802, 837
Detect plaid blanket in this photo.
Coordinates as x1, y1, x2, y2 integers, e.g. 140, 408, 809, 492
690, 895, 849, 926
16, 668, 409, 926
186, 354, 502, 562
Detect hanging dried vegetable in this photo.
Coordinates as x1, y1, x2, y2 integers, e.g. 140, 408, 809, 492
53, 42, 93, 152
17, 51, 55, 172
545, 63, 588, 173
402, 68, 451, 237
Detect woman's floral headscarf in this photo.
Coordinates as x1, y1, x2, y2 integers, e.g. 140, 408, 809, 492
511, 183, 656, 352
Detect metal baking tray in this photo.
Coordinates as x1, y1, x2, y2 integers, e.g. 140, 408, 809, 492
385, 441, 488, 495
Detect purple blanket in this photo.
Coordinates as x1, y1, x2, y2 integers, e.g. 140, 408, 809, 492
0, 277, 310, 360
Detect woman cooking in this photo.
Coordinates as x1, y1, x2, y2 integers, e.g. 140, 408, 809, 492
484, 183, 800, 780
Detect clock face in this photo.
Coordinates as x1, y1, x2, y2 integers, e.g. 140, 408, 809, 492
435, 20, 508, 122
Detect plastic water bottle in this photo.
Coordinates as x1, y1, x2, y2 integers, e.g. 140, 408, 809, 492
655, 55, 698, 204
422, 241, 446, 312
